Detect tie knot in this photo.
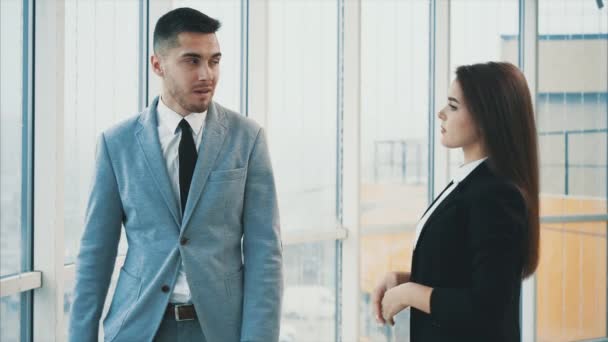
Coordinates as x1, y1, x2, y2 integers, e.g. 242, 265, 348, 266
179, 119, 192, 132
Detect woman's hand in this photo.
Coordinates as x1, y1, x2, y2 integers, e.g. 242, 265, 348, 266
371, 272, 410, 325
382, 281, 434, 325
381, 283, 411, 326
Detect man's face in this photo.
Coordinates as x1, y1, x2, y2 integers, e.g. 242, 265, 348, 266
151, 32, 221, 115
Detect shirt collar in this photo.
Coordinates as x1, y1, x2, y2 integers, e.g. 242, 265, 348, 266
452, 157, 488, 184
157, 96, 207, 136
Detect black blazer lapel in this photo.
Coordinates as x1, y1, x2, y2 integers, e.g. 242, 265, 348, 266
416, 162, 492, 246
414, 186, 461, 250
419, 180, 454, 220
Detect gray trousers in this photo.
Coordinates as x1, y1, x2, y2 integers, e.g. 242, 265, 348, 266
153, 316, 207, 342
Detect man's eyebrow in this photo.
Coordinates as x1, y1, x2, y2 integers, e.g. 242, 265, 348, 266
179, 52, 222, 59
180, 52, 202, 58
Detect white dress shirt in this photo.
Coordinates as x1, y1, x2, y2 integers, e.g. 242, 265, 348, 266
413, 157, 488, 248
157, 96, 207, 303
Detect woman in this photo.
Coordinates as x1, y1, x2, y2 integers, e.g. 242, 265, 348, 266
372, 62, 540, 342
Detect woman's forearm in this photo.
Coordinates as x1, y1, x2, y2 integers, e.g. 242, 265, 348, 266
404, 282, 433, 314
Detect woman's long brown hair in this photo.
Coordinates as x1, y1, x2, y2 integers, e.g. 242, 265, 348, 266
456, 62, 540, 278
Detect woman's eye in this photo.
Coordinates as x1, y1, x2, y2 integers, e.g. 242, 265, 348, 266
449, 105, 457, 110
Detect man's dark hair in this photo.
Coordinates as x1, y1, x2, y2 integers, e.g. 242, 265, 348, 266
153, 7, 221, 55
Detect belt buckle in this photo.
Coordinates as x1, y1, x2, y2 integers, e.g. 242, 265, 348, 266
174, 304, 194, 321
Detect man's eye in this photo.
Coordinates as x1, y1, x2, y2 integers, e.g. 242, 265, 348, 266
187, 59, 199, 65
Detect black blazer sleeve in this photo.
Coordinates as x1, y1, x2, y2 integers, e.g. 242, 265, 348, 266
429, 181, 527, 332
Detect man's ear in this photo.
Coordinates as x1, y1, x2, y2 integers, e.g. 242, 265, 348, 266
151, 54, 164, 77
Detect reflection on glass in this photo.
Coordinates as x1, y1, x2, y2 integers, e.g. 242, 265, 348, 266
63, 0, 138, 264
1, 294, 21, 342
536, 1, 607, 341
360, 1, 429, 340
0, 0, 23, 278
282, 241, 336, 342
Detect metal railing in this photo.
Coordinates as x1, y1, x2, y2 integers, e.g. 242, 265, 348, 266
538, 128, 607, 195
371, 129, 607, 198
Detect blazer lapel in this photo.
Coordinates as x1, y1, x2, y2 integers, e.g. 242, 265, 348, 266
181, 102, 228, 231
419, 180, 454, 220
414, 162, 491, 250
135, 97, 181, 227
423, 186, 460, 227
414, 185, 461, 251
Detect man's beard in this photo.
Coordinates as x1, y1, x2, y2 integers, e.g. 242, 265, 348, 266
169, 84, 210, 113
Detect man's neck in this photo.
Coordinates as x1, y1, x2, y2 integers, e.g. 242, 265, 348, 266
160, 93, 189, 117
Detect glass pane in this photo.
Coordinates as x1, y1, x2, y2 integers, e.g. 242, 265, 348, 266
360, 234, 414, 341
1, 294, 21, 342
0, 0, 23, 277
536, 221, 607, 341
359, 1, 429, 340
282, 241, 337, 342
148, 0, 242, 111
256, 0, 338, 232
63, 0, 139, 264
448, 0, 519, 176
536, 1, 608, 341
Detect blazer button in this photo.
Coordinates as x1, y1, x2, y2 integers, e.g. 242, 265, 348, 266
161, 285, 170, 293
180, 237, 189, 246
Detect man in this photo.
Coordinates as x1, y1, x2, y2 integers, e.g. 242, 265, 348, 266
69, 8, 283, 342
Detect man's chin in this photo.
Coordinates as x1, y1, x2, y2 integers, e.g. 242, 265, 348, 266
185, 101, 210, 114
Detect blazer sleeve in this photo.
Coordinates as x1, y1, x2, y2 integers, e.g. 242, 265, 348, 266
69, 133, 123, 342
429, 181, 526, 332
240, 128, 284, 342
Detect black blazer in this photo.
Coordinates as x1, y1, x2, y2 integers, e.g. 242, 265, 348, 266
410, 161, 527, 342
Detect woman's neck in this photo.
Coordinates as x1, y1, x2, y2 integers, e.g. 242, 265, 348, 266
462, 142, 487, 164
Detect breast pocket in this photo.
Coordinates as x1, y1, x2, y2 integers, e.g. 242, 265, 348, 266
197, 168, 247, 227
208, 167, 247, 183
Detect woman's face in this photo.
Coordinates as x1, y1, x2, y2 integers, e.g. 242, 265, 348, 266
438, 80, 482, 150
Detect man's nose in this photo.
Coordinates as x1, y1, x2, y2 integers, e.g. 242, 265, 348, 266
198, 64, 211, 81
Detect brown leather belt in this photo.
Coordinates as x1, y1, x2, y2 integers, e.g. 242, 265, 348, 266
165, 303, 197, 321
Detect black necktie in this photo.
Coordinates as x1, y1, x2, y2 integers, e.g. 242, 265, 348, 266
179, 119, 197, 214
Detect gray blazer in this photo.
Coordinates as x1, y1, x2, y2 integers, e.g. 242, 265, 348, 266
69, 97, 283, 342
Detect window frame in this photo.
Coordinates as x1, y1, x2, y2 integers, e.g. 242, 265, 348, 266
1, 1, 607, 342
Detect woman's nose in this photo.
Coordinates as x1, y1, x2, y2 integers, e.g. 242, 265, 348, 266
437, 109, 446, 121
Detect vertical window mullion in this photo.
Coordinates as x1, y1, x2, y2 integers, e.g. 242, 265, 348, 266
20, 0, 34, 340
519, 1, 538, 341
32, 0, 66, 340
